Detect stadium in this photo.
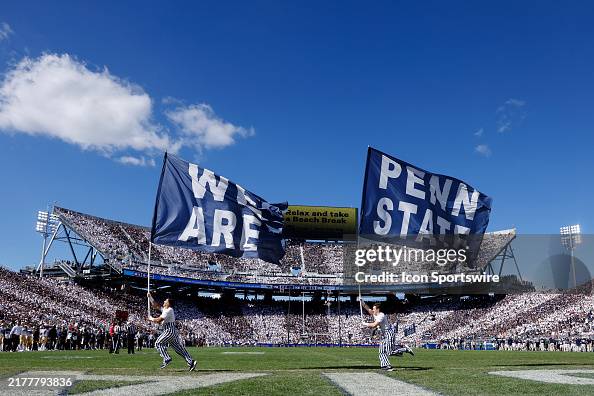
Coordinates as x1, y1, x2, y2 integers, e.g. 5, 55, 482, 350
1, 199, 593, 395
1, 2, 594, 395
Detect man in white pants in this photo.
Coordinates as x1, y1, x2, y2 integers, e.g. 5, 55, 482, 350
361, 300, 413, 371
147, 292, 197, 371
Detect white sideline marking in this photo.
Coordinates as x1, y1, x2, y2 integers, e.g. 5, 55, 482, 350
324, 372, 436, 396
490, 369, 594, 385
221, 351, 265, 355
4, 371, 267, 395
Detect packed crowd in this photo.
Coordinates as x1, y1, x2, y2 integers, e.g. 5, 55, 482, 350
0, 320, 158, 353
127, 262, 341, 285
431, 336, 594, 352
54, 207, 514, 286
2, 267, 594, 352
55, 207, 345, 276
0, 266, 157, 352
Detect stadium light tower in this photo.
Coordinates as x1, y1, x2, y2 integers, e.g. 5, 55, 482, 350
36, 208, 60, 277
560, 224, 582, 288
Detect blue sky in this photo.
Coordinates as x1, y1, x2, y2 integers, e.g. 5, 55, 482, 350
0, 1, 592, 269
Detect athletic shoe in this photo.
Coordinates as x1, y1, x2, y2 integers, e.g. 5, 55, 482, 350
160, 359, 172, 369
381, 366, 394, 372
390, 350, 403, 356
405, 345, 415, 356
188, 360, 197, 372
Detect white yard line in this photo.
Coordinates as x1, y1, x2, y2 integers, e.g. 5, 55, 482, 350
3, 371, 268, 396
323, 372, 437, 396
489, 369, 594, 385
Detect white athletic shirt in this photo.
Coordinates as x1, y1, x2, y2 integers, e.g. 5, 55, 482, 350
373, 312, 388, 334
160, 307, 175, 324
10, 325, 22, 336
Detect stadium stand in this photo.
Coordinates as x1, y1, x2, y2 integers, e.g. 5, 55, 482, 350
52, 207, 515, 286
4, 207, 589, 354
2, 267, 594, 352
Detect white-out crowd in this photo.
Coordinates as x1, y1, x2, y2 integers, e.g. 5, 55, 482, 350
54, 207, 514, 286
2, 266, 594, 353
3, 208, 588, 353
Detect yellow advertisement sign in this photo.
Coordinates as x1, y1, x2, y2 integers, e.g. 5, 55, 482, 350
283, 205, 357, 240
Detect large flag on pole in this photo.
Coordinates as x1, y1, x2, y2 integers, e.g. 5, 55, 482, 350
150, 153, 288, 264
359, 147, 492, 238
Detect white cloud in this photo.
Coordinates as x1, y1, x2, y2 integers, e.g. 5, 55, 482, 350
117, 156, 156, 167
0, 53, 179, 157
497, 98, 526, 133
475, 144, 492, 157
166, 104, 254, 150
0, 22, 13, 41
474, 128, 484, 137
0, 53, 255, 166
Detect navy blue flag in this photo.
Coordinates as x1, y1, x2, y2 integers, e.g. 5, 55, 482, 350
151, 153, 288, 264
360, 147, 492, 238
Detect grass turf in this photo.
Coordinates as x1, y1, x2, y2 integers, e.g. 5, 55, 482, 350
0, 347, 593, 395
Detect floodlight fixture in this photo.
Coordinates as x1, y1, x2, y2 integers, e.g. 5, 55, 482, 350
560, 224, 582, 289
36, 206, 61, 278
560, 224, 582, 250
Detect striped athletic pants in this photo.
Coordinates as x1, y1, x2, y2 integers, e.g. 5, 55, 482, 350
379, 326, 395, 368
155, 323, 193, 365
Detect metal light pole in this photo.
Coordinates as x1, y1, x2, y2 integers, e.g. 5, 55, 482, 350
337, 291, 342, 346
560, 224, 582, 289
36, 208, 59, 277
302, 292, 305, 336
286, 291, 291, 345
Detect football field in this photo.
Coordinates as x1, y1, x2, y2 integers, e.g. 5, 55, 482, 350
1, 347, 594, 395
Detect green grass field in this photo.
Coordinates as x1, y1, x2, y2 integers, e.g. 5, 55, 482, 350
1, 347, 594, 395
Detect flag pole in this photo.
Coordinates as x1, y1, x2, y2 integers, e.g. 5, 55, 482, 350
147, 241, 152, 315
358, 284, 363, 322
147, 152, 167, 317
